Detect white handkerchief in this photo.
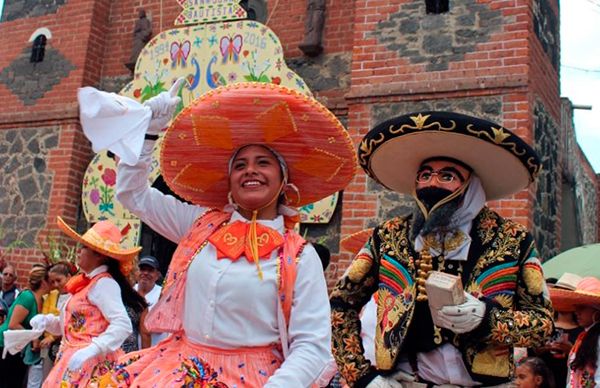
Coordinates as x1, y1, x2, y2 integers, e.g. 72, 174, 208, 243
2, 329, 44, 359
78, 87, 152, 166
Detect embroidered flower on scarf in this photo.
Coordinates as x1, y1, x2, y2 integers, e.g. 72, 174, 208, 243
343, 336, 363, 354
331, 311, 345, 327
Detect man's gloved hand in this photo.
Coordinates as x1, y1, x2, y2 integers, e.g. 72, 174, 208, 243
436, 292, 486, 334
366, 375, 404, 388
144, 77, 185, 135
30, 314, 54, 331
67, 343, 101, 371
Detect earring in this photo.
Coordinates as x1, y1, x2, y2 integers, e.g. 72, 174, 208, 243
282, 183, 301, 206
227, 191, 239, 210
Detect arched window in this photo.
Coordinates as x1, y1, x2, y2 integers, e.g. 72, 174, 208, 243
425, 0, 449, 14
31, 34, 47, 63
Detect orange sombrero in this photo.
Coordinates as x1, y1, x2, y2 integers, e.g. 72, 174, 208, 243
549, 275, 600, 312
160, 83, 357, 208
340, 229, 373, 254
57, 217, 141, 275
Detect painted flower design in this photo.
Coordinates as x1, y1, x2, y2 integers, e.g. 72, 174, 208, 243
101, 168, 116, 186
89, 189, 101, 205
227, 72, 237, 82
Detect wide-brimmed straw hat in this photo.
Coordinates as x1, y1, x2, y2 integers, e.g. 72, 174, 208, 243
357, 111, 541, 200
549, 274, 600, 312
160, 82, 356, 208
57, 216, 141, 275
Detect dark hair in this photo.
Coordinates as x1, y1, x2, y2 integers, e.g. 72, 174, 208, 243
520, 357, 555, 388
572, 320, 600, 372
312, 243, 330, 271
106, 259, 147, 314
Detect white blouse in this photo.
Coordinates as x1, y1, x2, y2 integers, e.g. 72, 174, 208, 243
45, 265, 132, 354
116, 140, 332, 387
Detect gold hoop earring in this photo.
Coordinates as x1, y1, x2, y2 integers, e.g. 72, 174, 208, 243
227, 191, 239, 210
283, 183, 301, 206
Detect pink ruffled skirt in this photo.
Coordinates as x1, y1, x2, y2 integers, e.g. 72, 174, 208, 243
114, 332, 283, 387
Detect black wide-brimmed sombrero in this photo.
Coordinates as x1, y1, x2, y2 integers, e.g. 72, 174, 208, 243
358, 111, 541, 200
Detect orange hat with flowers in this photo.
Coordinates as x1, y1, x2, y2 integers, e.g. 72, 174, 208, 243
57, 216, 141, 276
160, 82, 357, 208
549, 273, 600, 312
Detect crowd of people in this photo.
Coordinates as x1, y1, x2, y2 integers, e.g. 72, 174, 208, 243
0, 252, 169, 388
0, 82, 599, 387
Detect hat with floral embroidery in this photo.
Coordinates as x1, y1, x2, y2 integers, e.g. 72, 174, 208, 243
160, 82, 357, 208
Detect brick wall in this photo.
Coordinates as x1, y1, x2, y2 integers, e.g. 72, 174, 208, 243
0, 0, 107, 278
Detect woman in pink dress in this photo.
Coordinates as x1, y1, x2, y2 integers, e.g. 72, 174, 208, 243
32, 219, 146, 387
110, 82, 356, 387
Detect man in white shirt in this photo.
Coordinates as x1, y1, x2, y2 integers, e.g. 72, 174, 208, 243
133, 256, 166, 346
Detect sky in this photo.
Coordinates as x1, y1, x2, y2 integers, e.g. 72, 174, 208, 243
561, 0, 600, 172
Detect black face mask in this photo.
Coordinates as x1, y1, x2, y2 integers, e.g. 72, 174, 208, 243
416, 187, 454, 210
411, 187, 463, 240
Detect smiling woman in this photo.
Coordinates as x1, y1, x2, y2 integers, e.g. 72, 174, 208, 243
109, 82, 356, 387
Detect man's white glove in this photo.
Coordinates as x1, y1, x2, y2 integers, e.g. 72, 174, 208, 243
30, 314, 56, 331
144, 78, 185, 135
67, 343, 101, 371
436, 292, 486, 334
366, 376, 403, 388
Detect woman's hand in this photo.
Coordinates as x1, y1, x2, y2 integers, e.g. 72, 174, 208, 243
31, 338, 41, 352
144, 78, 185, 135
39, 336, 55, 349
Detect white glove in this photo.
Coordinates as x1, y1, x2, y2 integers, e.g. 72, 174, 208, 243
30, 314, 55, 331
67, 343, 101, 371
436, 292, 486, 334
366, 375, 404, 388
143, 77, 185, 135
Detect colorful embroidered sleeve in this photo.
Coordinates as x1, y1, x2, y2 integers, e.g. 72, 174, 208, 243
330, 232, 380, 387
472, 237, 554, 349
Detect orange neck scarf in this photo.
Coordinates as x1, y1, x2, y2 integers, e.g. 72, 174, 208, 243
208, 220, 284, 278
65, 273, 91, 295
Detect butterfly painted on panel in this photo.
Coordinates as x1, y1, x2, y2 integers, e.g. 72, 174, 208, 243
220, 34, 243, 64
170, 40, 191, 68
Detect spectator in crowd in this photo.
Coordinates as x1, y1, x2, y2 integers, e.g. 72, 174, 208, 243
0, 299, 7, 325
515, 357, 555, 388
0, 264, 50, 388
549, 274, 600, 387
1, 264, 20, 308
38, 262, 74, 380
133, 255, 165, 347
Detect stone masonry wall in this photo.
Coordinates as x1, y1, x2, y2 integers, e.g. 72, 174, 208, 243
0, 127, 59, 246
560, 99, 598, 248
532, 101, 560, 260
